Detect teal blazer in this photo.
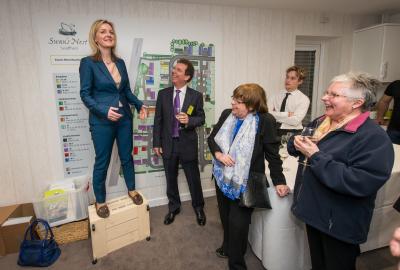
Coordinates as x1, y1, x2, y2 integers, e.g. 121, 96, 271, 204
79, 56, 142, 125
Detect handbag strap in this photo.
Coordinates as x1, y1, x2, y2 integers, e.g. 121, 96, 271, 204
24, 218, 54, 241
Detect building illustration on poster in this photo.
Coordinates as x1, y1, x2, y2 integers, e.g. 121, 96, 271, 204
42, 20, 216, 179
131, 39, 215, 174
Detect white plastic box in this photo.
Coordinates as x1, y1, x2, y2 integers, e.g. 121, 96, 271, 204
33, 176, 90, 227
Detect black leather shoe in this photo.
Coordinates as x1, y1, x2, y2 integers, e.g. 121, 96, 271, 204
164, 209, 180, 225
195, 209, 206, 226
215, 247, 228, 258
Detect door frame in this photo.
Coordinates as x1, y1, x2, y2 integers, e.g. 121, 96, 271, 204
295, 41, 325, 119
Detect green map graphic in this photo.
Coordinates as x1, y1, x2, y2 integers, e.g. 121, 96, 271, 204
131, 39, 215, 173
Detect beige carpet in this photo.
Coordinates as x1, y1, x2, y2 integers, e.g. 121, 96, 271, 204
0, 196, 397, 270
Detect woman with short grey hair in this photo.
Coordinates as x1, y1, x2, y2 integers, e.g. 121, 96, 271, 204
330, 72, 379, 112
288, 72, 393, 270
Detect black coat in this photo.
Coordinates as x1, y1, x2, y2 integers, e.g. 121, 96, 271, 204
207, 109, 286, 186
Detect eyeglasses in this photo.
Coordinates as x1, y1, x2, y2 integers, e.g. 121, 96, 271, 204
323, 89, 363, 99
231, 96, 245, 104
323, 91, 349, 99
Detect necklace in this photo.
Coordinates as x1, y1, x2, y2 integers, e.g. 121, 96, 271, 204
103, 59, 113, 65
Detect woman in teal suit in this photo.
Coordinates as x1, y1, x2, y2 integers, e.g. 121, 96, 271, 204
80, 19, 147, 218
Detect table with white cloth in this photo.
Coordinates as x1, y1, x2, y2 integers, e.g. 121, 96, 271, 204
360, 143, 400, 252
248, 156, 311, 270
248, 144, 400, 270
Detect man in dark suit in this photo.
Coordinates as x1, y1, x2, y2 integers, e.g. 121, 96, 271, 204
153, 58, 206, 226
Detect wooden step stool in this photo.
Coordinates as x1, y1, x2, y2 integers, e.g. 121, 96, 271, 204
88, 193, 150, 264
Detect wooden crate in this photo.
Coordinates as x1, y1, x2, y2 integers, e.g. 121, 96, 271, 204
88, 193, 150, 263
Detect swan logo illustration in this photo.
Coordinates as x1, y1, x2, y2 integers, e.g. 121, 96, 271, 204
59, 23, 77, 36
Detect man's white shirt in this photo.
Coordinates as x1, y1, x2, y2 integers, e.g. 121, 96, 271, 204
268, 89, 310, 130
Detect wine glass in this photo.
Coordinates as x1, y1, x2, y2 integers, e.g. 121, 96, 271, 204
299, 127, 316, 173
175, 106, 181, 116
301, 127, 316, 142
175, 107, 184, 129
279, 134, 290, 171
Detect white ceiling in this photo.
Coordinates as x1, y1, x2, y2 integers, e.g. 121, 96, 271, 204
153, 0, 400, 15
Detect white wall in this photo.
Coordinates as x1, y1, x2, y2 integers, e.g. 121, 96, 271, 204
389, 12, 400, 23
0, 0, 378, 206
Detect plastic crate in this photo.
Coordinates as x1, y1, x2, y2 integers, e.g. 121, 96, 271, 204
33, 176, 89, 227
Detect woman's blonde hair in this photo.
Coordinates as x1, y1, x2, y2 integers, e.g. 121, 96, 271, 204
88, 19, 118, 62
232, 83, 268, 113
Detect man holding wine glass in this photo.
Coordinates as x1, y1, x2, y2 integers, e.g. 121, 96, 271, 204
288, 73, 394, 270
153, 58, 206, 226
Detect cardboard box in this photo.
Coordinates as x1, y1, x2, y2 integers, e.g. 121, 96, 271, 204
88, 193, 150, 263
0, 203, 35, 256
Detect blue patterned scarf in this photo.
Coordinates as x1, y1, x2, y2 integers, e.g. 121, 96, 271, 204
212, 113, 259, 200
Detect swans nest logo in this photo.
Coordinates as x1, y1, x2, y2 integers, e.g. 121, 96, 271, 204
48, 22, 88, 50
59, 23, 77, 36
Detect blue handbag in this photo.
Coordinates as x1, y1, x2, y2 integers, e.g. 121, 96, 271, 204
17, 218, 61, 267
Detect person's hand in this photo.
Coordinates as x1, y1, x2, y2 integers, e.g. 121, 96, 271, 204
215, 152, 235, 167
139, 105, 148, 120
293, 135, 319, 158
275, 184, 290, 197
390, 227, 400, 257
107, 107, 122, 121
374, 118, 383, 125
153, 147, 163, 157
176, 112, 189, 124
288, 112, 294, 117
